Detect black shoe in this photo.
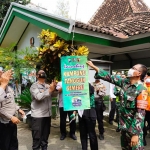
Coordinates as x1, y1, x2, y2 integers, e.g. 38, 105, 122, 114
109, 121, 113, 125
116, 128, 120, 132
143, 138, 147, 146
60, 135, 66, 140
99, 134, 104, 140
70, 134, 77, 140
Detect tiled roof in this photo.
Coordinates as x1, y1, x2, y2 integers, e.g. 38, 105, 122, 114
75, 0, 150, 39
75, 21, 129, 39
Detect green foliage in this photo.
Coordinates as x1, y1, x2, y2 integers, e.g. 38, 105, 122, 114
0, 0, 30, 26
16, 87, 31, 109
0, 45, 38, 83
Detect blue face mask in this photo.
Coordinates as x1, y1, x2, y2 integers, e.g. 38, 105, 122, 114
116, 75, 121, 79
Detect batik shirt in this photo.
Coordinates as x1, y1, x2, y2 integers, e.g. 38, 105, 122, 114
92, 82, 106, 98
95, 69, 147, 135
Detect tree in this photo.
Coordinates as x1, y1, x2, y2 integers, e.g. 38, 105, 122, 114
0, 0, 30, 26
0, 45, 38, 82
54, 0, 70, 18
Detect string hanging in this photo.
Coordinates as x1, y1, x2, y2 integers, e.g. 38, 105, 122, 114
71, 0, 79, 48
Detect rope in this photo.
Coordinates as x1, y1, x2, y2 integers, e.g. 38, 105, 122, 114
71, 0, 80, 47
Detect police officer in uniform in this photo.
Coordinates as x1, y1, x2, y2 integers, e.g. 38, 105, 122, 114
0, 69, 25, 150
93, 79, 106, 140
30, 70, 56, 150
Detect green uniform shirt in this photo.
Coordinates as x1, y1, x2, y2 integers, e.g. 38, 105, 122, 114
95, 69, 147, 135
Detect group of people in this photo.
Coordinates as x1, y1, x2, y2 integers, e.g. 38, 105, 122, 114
108, 72, 126, 132
0, 61, 150, 150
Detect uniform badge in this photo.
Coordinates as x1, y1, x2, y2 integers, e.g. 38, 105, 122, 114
137, 90, 148, 109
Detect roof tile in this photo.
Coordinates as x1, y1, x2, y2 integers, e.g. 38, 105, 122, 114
75, 0, 150, 39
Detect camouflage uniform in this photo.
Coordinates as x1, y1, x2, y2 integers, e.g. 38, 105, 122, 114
114, 86, 121, 126
95, 69, 147, 150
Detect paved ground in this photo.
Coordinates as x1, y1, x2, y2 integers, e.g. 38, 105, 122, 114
18, 116, 150, 150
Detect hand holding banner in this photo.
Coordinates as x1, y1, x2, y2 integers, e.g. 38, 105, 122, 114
61, 56, 90, 111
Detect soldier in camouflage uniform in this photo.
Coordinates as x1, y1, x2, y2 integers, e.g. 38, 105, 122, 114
87, 61, 148, 150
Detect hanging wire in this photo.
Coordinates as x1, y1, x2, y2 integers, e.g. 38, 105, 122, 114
71, 0, 79, 48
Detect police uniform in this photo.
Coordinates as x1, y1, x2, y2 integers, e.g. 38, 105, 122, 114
0, 86, 20, 150
93, 80, 106, 139
30, 82, 52, 150
95, 69, 147, 150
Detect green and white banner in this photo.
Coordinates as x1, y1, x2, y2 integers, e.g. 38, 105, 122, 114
61, 56, 90, 111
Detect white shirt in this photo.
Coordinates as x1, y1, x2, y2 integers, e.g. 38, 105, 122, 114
109, 83, 116, 99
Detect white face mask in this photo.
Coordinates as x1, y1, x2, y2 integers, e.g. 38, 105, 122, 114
145, 78, 150, 83
127, 69, 135, 77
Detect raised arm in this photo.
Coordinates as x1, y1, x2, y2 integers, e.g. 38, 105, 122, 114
87, 61, 126, 87
0, 70, 13, 102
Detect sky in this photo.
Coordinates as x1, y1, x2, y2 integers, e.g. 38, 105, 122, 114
30, 0, 150, 23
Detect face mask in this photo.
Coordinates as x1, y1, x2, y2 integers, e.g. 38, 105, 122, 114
116, 75, 121, 79
145, 78, 150, 83
127, 69, 135, 77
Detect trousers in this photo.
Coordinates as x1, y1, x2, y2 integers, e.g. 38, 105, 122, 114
59, 107, 76, 136
109, 98, 116, 122
0, 121, 18, 150
121, 131, 144, 150
31, 117, 51, 150
95, 100, 104, 134
79, 116, 98, 150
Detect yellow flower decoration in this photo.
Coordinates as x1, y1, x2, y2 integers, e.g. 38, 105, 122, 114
49, 32, 57, 42
53, 40, 69, 52
76, 46, 89, 56
53, 40, 65, 49
38, 29, 50, 39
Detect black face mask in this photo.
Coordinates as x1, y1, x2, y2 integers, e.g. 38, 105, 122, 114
37, 72, 47, 79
